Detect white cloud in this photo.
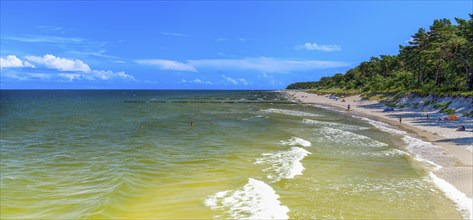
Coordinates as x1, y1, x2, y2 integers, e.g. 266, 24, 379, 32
144, 80, 160, 84
239, 78, 249, 85
136, 57, 349, 73
1, 54, 135, 82
257, 73, 282, 86
3, 35, 85, 44
297, 42, 341, 52
68, 50, 119, 60
85, 70, 136, 81
3, 35, 109, 55
136, 59, 197, 72
161, 32, 187, 37
190, 57, 349, 73
0, 55, 35, 68
29, 73, 53, 79
37, 25, 64, 33
181, 78, 213, 85
222, 75, 248, 85
58, 73, 82, 81
222, 75, 238, 84
25, 54, 91, 72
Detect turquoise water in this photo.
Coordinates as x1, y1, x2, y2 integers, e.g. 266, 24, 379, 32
0, 90, 461, 219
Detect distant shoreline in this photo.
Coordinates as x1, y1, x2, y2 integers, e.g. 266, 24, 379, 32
282, 90, 472, 219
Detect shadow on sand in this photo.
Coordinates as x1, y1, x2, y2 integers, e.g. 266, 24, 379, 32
356, 103, 473, 139
435, 137, 473, 146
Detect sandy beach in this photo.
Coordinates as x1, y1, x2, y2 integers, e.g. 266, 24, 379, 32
284, 90, 473, 203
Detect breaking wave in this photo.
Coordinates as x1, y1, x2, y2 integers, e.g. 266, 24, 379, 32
302, 118, 368, 131
280, 137, 311, 147
319, 127, 388, 148
256, 147, 311, 182
204, 178, 290, 219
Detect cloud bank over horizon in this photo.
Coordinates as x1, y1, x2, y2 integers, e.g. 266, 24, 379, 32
135, 57, 349, 73
1, 54, 135, 82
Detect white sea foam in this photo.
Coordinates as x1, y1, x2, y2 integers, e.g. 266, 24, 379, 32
353, 116, 407, 135
319, 127, 388, 148
241, 115, 268, 121
329, 147, 410, 158
429, 172, 473, 220
302, 118, 368, 131
402, 136, 444, 170
204, 178, 290, 219
302, 118, 339, 127
280, 137, 311, 147
256, 147, 311, 182
466, 145, 473, 153
261, 108, 321, 117
383, 148, 410, 157
310, 104, 334, 110
402, 136, 472, 219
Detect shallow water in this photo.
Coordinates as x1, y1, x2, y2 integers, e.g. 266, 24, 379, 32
0, 90, 462, 219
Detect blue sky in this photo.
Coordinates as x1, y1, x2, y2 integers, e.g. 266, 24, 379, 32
1, 1, 471, 89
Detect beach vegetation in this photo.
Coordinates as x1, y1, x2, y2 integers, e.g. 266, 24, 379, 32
464, 110, 473, 117
286, 81, 320, 90
307, 88, 361, 96
440, 108, 456, 115
386, 103, 396, 108
433, 101, 451, 109
286, 14, 473, 96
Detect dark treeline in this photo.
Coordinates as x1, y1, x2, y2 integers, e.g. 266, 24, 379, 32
287, 15, 473, 94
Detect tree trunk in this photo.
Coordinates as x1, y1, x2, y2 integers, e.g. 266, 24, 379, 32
416, 61, 421, 85
435, 67, 441, 86
420, 66, 426, 84
468, 69, 473, 91
460, 57, 471, 90
464, 63, 470, 90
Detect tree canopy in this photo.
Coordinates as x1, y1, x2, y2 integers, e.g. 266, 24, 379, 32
287, 14, 473, 94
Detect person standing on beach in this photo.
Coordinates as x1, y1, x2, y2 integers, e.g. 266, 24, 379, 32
347, 104, 351, 111
399, 115, 402, 124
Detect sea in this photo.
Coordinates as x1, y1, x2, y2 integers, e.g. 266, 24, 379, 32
0, 90, 469, 219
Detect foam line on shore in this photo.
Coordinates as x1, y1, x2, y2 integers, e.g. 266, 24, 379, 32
402, 136, 446, 170
402, 136, 471, 219
429, 172, 473, 220
302, 118, 369, 131
355, 113, 471, 219
261, 108, 321, 117
352, 115, 407, 135
284, 90, 473, 219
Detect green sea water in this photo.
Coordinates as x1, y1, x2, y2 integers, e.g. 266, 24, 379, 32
0, 90, 462, 219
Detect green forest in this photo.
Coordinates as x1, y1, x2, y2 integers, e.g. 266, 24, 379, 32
287, 15, 473, 95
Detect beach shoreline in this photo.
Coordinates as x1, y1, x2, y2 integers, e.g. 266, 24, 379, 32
282, 90, 472, 218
